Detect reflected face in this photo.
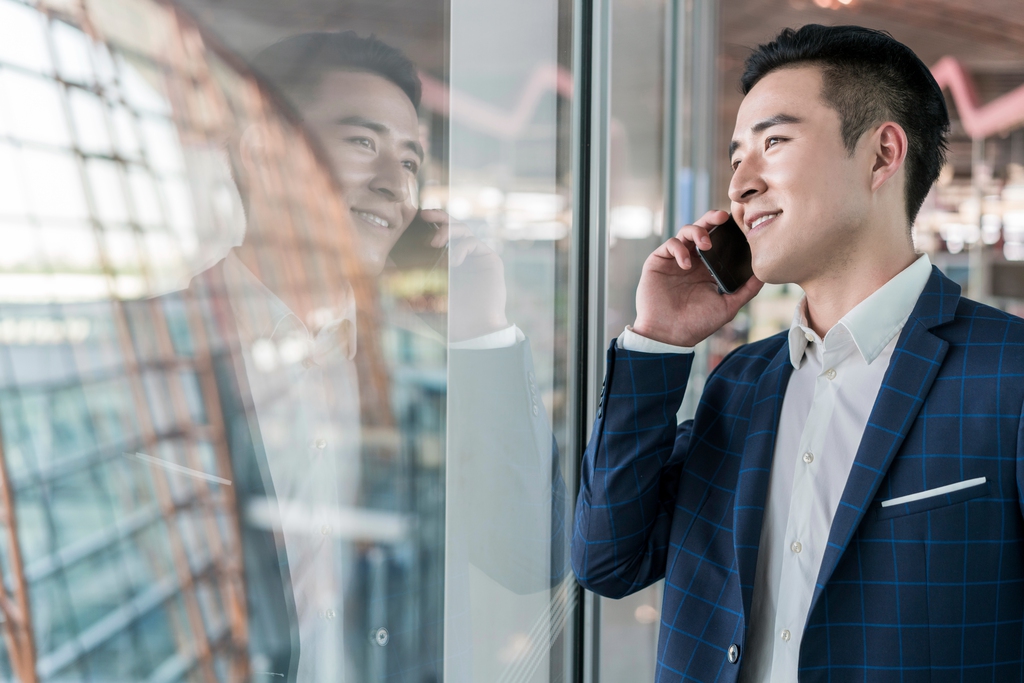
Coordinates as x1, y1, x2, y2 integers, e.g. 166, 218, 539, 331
728, 66, 870, 286
302, 70, 423, 274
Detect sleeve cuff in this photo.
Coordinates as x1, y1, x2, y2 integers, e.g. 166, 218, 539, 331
617, 326, 694, 354
450, 324, 524, 350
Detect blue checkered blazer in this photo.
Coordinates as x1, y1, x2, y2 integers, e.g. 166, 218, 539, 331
572, 266, 1024, 681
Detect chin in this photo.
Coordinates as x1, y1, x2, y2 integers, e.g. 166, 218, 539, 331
359, 245, 388, 276
751, 255, 795, 287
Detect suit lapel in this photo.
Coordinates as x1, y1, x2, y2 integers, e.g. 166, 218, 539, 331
733, 339, 793, 619
808, 267, 958, 616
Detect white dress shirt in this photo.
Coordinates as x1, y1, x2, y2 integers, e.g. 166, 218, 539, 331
223, 252, 361, 681
222, 253, 522, 680
620, 254, 932, 682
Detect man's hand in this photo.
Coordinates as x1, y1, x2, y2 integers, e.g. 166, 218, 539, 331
421, 209, 510, 343
633, 210, 763, 347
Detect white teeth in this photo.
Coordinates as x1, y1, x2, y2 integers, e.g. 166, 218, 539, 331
353, 210, 390, 229
752, 212, 780, 229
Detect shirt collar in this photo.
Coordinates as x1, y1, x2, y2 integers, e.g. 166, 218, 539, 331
222, 251, 359, 364
222, 250, 297, 344
787, 253, 932, 369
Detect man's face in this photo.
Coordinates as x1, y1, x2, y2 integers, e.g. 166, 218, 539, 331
301, 70, 423, 274
728, 66, 873, 286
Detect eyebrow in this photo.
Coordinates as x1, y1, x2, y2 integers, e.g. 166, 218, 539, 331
337, 115, 425, 162
728, 113, 803, 159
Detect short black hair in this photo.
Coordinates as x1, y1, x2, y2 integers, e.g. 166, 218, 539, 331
741, 25, 949, 225
251, 31, 422, 110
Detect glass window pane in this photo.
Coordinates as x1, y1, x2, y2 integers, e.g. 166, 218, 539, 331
0, 143, 29, 217
86, 158, 128, 223
0, 221, 41, 270
0, 69, 69, 148
0, 0, 52, 73
69, 87, 113, 155
140, 117, 185, 174
52, 21, 96, 86
0, 0, 580, 679
23, 148, 88, 219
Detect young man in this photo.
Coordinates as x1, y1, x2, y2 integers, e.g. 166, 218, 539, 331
572, 24, 1024, 681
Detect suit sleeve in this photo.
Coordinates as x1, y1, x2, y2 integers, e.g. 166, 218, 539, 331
448, 338, 570, 594
571, 340, 695, 598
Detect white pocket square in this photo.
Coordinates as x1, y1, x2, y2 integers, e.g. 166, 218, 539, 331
880, 477, 987, 508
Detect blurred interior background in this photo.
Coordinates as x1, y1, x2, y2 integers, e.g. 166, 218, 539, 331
0, 0, 1021, 680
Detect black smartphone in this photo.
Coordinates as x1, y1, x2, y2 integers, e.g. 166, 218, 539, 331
388, 211, 446, 271
695, 214, 753, 294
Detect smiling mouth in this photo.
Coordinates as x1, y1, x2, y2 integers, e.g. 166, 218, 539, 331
748, 211, 781, 233
352, 209, 391, 230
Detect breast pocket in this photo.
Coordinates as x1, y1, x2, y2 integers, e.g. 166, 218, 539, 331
876, 476, 990, 520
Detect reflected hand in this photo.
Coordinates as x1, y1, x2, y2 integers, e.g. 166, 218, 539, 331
633, 210, 763, 347
421, 209, 510, 343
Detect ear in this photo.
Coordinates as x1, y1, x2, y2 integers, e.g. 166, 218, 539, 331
870, 121, 908, 192
239, 124, 267, 176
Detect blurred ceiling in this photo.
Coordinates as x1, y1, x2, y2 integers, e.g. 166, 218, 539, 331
174, 0, 448, 76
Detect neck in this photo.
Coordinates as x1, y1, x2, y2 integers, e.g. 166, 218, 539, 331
799, 220, 917, 338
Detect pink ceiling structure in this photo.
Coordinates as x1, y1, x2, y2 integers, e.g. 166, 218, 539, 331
931, 55, 1024, 140
418, 65, 574, 140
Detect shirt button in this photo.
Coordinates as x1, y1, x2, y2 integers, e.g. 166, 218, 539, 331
325, 609, 336, 620
804, 332, 814, 342
374, 627, 390, 646
791, 541, 802, 554
781, 629, 791, 642
825, 368, 837, 380
803, 451, 814, 464
727, 643, 740, 664
314, 438, 327, 450
320, 525, 332, 536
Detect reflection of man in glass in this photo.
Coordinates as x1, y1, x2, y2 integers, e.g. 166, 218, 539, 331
224, 31, 565, 682
217, 33, 437, 681
253, 33, 425, 275
251, 32, 511, 341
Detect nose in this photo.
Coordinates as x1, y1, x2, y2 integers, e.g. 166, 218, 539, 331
368, 150, 409, 202
727, 155, 768, 205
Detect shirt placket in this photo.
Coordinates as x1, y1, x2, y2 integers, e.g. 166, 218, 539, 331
256, 319, 344, 679
770, 337, 851, 677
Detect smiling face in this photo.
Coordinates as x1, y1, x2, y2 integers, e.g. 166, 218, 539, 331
728, 65, 876, 286
301, 70, 423, 274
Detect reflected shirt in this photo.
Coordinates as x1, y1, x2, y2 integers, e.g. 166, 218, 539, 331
222, 252, 361, 682
622, 254, 932, 682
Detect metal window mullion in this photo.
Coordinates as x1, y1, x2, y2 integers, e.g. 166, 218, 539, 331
568, 0, 611, 677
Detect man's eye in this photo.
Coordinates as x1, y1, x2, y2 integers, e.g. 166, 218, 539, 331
403, 160, 419, 173
731, 159, 740, 172
349, 137, 375, 150
765, 136, 783, 149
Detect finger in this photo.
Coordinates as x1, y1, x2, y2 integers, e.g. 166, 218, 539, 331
419, 209, 450, 225
450, 238, 474, 267
692, 209, 730, 230
430, 223, 449, 248
654, 237, 691, 270
674, 224, 713, 251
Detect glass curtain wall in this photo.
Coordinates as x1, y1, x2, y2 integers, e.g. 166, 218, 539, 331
0, 0, 578, 682
444, 0, 577, 681
598, 0, 668, 679
590, 0, 719, 678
